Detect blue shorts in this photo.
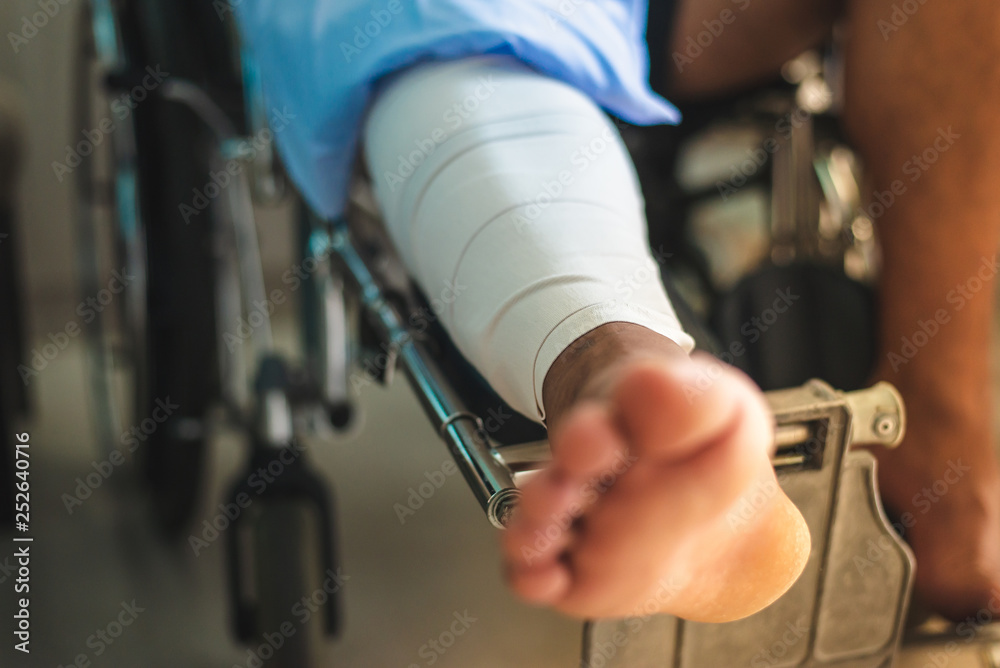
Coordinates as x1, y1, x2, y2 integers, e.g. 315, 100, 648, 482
236, 0, 681, 218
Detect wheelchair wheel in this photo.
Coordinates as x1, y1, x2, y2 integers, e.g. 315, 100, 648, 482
244, 499, 326, 668
73, 0, 229, 533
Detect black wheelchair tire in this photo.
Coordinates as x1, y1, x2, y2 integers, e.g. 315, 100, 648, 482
243, 499, 326, 668
112, 0, 244, 534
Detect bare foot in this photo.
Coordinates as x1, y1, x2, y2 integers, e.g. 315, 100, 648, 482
871, 362, 1000, 622
501, 324, 810, 621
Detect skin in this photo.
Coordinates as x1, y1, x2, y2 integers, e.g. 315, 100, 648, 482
503, 324, 811, 621
667, 0, 1000, 622
504, 0, 1000, 622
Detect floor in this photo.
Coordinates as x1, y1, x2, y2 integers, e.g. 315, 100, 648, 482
0, 301, 581, 668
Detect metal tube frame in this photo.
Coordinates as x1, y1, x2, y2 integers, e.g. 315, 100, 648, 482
324, 219, 521, 528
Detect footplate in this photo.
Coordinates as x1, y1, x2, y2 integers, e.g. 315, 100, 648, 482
581, 380, 914, 668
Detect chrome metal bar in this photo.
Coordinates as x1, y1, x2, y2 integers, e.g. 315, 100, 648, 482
328, 221, 519, 528
319, 271, 351, 406
495, 441, 551, 473
497, 424, 818, 476
224, 168, 275, 352
773, 423, 811, 448
400, 344, 521, 529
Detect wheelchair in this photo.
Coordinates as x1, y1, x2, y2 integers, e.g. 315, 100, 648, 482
71, 2, 1000, 666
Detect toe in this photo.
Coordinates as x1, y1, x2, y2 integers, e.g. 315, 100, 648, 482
505, 560, 571, 606
502, 517, 573, 568
549, 401, 630, 478
504, 403, 631, 569
514, 468, 581, 527
613, 354, 771, 463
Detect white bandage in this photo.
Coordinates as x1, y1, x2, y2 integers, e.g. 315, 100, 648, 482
363, 56, 694, 421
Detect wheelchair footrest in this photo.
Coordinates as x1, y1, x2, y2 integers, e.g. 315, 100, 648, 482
582, 380, 914, 667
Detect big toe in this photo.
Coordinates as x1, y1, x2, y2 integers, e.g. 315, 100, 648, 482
613, 353, 773, 463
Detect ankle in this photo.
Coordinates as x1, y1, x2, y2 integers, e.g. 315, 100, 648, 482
541, 322, 689, 428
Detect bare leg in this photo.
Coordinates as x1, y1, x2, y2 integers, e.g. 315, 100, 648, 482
663, 0, 1000, 620
665, 0, 840, 100
842, 0, 1000, 621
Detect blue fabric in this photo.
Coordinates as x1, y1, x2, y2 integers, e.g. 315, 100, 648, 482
235, 0, 680, 218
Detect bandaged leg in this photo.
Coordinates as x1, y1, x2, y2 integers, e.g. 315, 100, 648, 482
363, 57, 809, 621
363, 56, 694, 422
